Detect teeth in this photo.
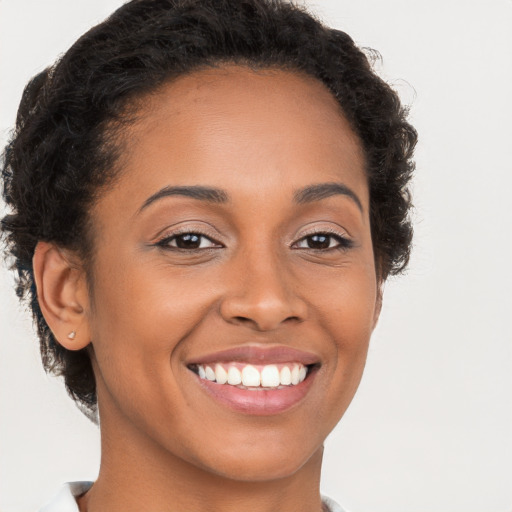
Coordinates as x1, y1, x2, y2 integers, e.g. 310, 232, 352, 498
242, 365, 261, 387
227, 366, 242, 385
280, 366, 292, 385
261, 365, 280, 387
215, 364, 228, 384
205, 366, 216, 381
291, 364, 300, 385
195, 362, 309, 388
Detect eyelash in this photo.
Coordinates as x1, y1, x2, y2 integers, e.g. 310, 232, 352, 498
155, 230, 223, 251
155, 229, 353, 252
291, 229, 354, 251
292, 230, 354, 252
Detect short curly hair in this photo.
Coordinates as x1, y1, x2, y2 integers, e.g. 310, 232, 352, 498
1, 0, 417, 420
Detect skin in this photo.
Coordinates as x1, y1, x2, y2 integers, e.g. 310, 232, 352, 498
34, 66, 381, 512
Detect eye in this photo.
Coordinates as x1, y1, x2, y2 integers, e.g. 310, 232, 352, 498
157, 232, 222, 250
293, 232, 353, 250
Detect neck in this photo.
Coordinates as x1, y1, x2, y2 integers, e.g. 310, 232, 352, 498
79, 395, 325, 512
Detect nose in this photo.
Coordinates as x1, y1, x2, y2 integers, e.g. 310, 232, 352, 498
219, 250, 308, 331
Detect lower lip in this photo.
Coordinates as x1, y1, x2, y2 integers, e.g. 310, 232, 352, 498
193, 368, 317, 416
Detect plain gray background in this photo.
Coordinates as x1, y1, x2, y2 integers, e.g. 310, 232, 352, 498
1, 1, 511, 511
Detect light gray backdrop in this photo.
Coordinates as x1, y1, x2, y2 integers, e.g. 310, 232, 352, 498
1, 1, 511, 511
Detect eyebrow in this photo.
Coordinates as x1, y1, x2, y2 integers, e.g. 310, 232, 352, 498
294, 182, 363, 212
139, 181, 363, 213
139, 185, 229, 212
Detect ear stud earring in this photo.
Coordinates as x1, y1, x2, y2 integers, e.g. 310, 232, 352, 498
67, 331, 77, 340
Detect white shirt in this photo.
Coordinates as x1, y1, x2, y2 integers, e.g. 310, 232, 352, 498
38, 482, 348, 512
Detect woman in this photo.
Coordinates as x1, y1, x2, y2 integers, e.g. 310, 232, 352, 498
1, 0, 416, 511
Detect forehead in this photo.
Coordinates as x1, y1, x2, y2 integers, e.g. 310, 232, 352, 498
98, 66, 368, 217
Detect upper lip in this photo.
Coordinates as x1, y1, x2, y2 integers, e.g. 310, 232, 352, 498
187, 345, 320, 366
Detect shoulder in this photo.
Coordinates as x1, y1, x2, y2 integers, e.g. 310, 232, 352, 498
38, 482, 93, 512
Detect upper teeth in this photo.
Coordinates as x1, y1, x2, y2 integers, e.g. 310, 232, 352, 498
196, 363, 308, 388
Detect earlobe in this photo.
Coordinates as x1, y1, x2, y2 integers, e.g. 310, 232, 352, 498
32, 241, 91, 350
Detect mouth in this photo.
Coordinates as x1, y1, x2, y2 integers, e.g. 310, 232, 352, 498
186, 346, 320, 415
189, 361, 311, 389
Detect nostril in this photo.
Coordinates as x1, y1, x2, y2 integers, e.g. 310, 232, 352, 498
232, 316, 271, 330
233, 316, 251, 323
219, 292, 308, 331
230, 314, 302, 331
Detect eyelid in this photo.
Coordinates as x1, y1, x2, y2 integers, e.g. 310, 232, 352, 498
292, 225, 351, 242
155, 232, 224, 252
151, 222, 353, 250
152, 222, 225, 249
152, 220, 222, 240
290, 225, 354, 250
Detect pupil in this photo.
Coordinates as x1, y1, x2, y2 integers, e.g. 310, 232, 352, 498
308, 234, 330, 249
176, 234, 201, 249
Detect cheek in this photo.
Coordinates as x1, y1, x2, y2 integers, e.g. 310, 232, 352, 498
307, 262, 377, 405
324, 277, 377, 346
331, 269, 377, 362
87, 255, 228, 421
299, 252, 378, 339
90, 255, 211, 343
87, 258, 210, 430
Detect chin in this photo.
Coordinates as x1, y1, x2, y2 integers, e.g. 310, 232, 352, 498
198, 440, 322, 483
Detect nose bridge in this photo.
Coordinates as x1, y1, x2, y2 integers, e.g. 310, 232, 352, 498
220, 242, 306, 330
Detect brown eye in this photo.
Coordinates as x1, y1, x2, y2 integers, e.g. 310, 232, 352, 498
157, 232, 221, 250
174, 233, 202, 249
293, 232, 353, 251
305, 234, 331, 249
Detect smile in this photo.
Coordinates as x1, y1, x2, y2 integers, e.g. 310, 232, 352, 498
192, 362, 309, 388
186, 346, 320, 415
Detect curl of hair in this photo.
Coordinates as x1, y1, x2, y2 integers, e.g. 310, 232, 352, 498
1, 0, 417, 420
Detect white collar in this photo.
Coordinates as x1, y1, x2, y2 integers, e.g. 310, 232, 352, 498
39, 482, 93, 512
39, 482, 347, 512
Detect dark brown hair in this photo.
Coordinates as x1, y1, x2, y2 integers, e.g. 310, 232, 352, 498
1, 0, 417, 420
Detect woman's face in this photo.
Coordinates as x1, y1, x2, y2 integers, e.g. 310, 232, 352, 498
84, 66, 379, 481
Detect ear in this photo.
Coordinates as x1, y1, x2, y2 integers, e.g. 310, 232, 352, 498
372, 279, 384, 330
33, 241, 91, 350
